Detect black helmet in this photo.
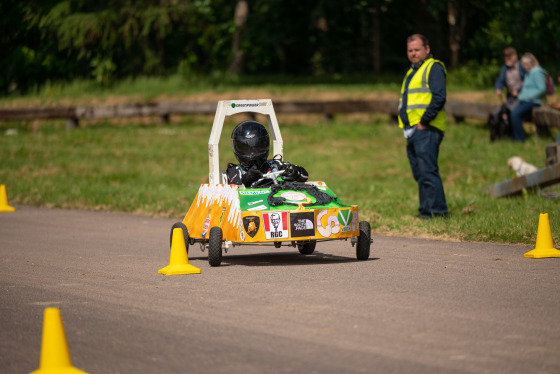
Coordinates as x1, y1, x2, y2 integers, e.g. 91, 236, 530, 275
231, 120, 270, 167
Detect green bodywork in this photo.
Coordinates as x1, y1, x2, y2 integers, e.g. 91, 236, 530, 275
238, 184, 353, 212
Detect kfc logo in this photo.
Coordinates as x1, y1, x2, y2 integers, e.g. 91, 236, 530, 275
262, 211, 289, 240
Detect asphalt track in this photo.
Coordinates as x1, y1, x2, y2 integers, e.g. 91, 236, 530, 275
1, 206, 559, 374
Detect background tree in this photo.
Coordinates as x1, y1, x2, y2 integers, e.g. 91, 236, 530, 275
1, 0, 559, 95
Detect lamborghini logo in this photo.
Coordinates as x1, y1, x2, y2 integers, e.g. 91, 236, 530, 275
243, 216, 260, 238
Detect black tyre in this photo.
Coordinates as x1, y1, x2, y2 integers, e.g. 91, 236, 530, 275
208, 227, 223, 267
170, 222, 189, 254
356, 221, 371, 261
297, 240, 316, 255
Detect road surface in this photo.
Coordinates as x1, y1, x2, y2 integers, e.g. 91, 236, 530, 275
1, 206, 559, 373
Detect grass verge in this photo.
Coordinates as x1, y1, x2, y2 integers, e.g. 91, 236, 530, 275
1, 112, 559, 245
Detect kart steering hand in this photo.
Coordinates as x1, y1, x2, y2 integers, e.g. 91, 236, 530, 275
242, 165, 263, 187
250, 170, 285, 187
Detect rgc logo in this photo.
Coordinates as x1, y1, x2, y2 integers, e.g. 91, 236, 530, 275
263, 211, 288, 240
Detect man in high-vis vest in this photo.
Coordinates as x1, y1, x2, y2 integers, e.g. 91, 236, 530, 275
398, 34, 448, 219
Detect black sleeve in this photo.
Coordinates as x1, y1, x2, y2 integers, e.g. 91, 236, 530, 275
226, 163, 243, 185
421, 62, 446, 125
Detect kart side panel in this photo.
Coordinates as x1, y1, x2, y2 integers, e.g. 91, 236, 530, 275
183, 184, 241, 241
239, 207, 359, 243
183, 183, 359, 243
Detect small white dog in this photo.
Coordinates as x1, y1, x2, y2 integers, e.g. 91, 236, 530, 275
507, 156, 538, 176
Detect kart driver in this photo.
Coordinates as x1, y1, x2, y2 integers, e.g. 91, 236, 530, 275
226, 120, 308, 187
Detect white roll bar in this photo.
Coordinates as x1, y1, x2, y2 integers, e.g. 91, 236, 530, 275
208, 99, 283, 184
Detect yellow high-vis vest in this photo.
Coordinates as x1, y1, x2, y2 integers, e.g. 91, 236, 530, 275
398, 58, 446, 132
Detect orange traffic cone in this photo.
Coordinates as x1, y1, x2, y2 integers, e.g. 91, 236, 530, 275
30, 308, 88, 374
0, 184, 15, 212
158, 228, 201, 275
524, 213, 560, 259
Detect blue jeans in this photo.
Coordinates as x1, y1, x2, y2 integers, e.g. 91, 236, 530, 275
406, 128, 448, 216
510, 101, 540, 142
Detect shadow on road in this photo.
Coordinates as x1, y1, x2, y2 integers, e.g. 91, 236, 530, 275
188, 250, 379, 267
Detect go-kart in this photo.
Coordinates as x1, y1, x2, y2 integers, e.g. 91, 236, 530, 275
171, 99, 372, 267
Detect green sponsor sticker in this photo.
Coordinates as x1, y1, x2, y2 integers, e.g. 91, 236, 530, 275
338, 210, 353, 232
239, 189, 271, 211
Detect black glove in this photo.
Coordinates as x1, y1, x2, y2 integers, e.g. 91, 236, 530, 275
282, 163, 300, 181
242, 165, 263, 187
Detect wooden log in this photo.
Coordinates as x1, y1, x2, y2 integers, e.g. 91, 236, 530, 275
533, 107, 560, 129
75, 103, 160, 119
482, 164, 560, 198
546, 142, 560, 166
0, 100, 487, 122
274, 100, 399, 115
2, 100, 558, 130
445, 101, 494, 121
0, 106, 76, 120
157, 101, 217, 115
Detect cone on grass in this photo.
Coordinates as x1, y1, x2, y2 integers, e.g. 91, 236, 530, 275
0, 184, 15, 212
158, 228, 201, 275
524, 213, 560, 259
30, 308, 88, 374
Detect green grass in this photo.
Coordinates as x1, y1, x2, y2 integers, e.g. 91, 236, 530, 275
1, 112, 559, 245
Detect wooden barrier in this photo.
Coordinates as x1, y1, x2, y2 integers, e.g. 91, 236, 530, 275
482, 163, 560, 198
483, 142, 560, 198
0, 106, 76, 120
0, 100, 559, 131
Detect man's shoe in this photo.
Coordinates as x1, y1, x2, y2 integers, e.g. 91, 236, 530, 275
416, 212, 449, 220
416, 213, 433, 220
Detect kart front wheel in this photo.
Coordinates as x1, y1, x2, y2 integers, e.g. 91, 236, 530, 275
208, 227, 223, 267
170, 222, 189, 255
356, 221, 371, 261
297, 240, 316, 255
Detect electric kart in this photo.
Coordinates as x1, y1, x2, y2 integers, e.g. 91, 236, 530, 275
171, 99, 372, 267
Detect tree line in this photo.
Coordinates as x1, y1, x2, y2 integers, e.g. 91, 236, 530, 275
2, 0, 559, 95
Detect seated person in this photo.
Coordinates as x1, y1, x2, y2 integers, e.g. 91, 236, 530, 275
510, 53, 547, 142
226, 120, 308, 187
493, 47, 526, 112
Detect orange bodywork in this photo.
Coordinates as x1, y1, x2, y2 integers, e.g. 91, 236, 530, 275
183, 184, 359, 243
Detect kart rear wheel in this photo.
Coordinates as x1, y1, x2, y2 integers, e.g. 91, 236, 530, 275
208, 227, 223, 267
297, 240, 316, 255
170, 222, 189, 254
356, 221, 371, 261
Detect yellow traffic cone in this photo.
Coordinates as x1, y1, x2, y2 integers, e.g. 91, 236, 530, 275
0, 184, 15, 212
158, 228, 201, 275
30, 308, 88, 374
524, 213, 560, 258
